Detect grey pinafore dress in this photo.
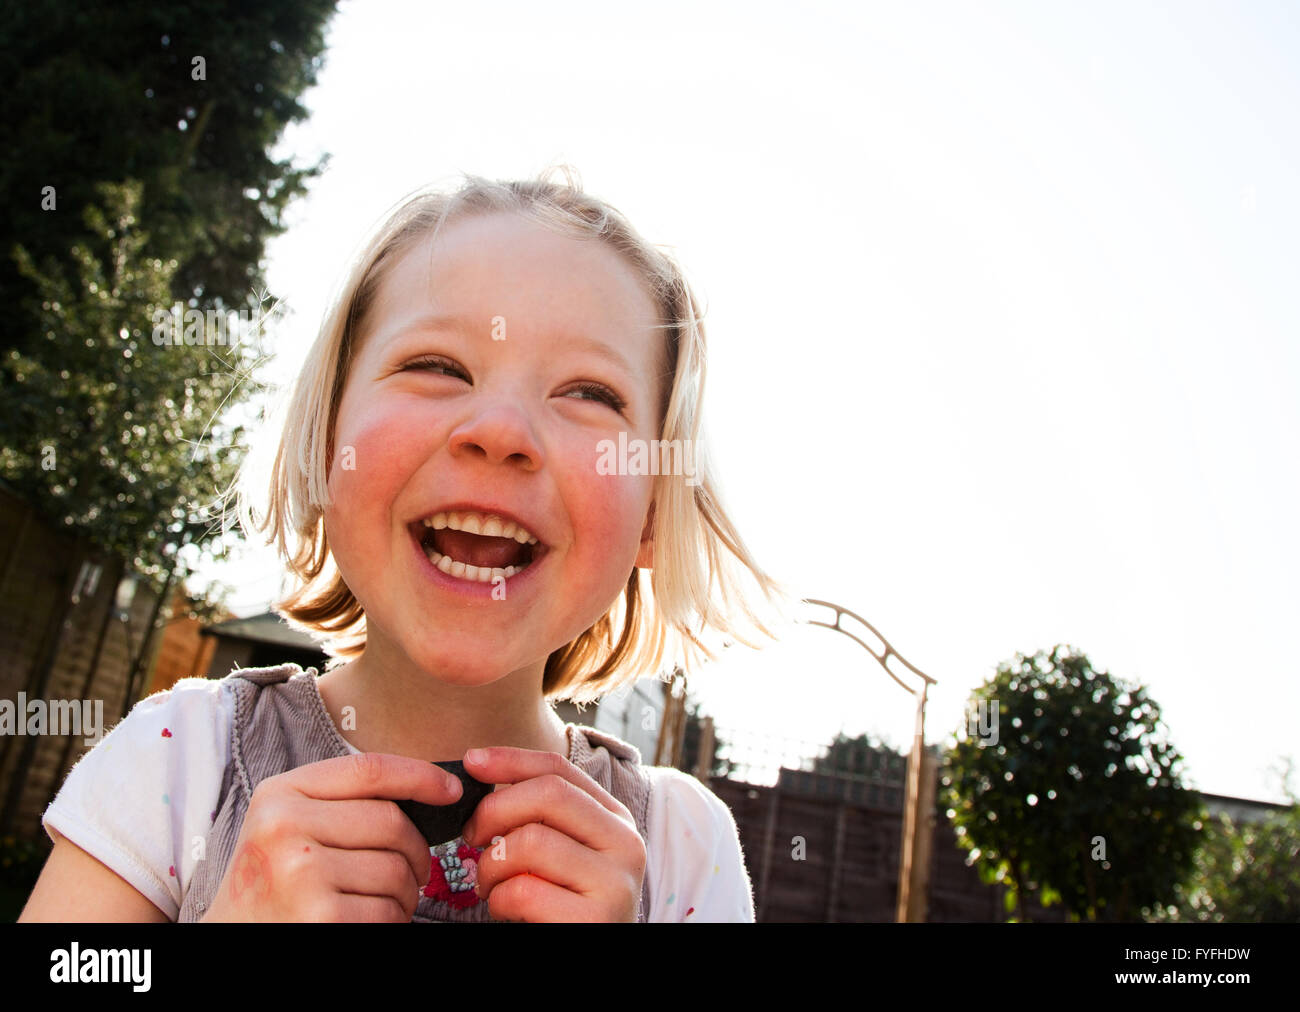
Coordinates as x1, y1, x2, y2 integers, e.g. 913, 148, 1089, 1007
176, 664, 653, 922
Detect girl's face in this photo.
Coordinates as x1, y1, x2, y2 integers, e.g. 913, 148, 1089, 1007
321, 211, 664, 684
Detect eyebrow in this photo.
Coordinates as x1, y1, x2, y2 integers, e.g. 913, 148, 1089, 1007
392, 313, 475, 340
398, 313, 637, 376
561, 333, 636, 377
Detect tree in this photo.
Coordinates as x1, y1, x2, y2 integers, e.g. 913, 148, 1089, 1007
0, 1, 337, 608
1147, 761, 1300, 922
941, 645, 1201, 921
812, 731, 907, 780
0, 181, 263, 594
0, 0, 337, 357
681, 700, 737, 779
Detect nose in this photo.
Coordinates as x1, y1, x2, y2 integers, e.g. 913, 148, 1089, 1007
446, 396, 544, 472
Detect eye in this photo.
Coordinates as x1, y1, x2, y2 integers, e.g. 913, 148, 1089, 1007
562, 381, 627, 413
403, 355, 470, 381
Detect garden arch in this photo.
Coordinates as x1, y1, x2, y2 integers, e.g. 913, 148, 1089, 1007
803, 599, 939, 922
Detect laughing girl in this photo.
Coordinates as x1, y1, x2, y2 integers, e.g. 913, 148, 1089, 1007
24, 166, 787, 922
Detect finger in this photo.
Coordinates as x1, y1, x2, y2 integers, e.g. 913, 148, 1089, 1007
485, 872, 607, 924
320, 846, 423, 921
474, 821, 597, 897
281, 752, 465, 805
255, 795, 434, 889
462, 774, 634, 855
311, 892, 413, 924
463, 747, 628, 820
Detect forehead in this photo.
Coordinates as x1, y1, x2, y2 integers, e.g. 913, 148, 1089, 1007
367, 211, 665, 365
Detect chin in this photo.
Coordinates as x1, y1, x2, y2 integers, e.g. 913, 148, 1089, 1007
406, 642, 532, 686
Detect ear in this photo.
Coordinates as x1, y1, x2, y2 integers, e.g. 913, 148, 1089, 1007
634, 501, 655, 569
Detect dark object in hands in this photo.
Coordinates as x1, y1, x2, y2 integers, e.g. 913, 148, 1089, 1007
397, 760, 495, 846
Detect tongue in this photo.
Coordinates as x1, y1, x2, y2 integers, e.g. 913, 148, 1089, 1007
431, 529, 528, 569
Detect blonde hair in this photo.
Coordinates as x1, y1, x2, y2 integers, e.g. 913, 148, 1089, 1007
232, 165, 790, 702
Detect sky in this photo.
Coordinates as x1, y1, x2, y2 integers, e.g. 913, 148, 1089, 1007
189, 0, 1300, 804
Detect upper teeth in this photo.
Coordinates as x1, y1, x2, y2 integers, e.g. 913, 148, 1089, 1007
422, 511, 539, 545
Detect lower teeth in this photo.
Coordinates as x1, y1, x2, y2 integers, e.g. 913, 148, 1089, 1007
422, 545, 525, 583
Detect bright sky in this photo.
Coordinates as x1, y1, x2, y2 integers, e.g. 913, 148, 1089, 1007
191, 0, 1300, 804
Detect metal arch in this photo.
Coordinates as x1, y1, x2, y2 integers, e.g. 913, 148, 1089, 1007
802, 598, 938, 694
797, 596, 939, 923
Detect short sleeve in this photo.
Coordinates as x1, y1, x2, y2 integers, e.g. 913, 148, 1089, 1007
41, 676, 233, 921
645, 767, 755, 922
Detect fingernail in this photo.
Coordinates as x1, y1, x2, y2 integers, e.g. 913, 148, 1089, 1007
465, 748, 486, 765
445, 775, 463, 798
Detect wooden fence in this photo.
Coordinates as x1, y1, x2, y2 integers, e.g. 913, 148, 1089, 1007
703, 725, 1068, 922
708, 773, 1068, 922
0, 485, 163, 839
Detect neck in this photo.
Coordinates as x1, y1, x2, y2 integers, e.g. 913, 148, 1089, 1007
315, 641, 570, 763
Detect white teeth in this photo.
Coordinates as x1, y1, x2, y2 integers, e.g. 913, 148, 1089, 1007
422, 543, 526, 583
422, 510, 539, 545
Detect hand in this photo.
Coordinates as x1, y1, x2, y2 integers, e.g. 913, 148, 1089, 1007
200, 753, 464, 922
460, 747, 647, 922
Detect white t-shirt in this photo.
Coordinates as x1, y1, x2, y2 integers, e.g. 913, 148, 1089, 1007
42, 673, 754, 923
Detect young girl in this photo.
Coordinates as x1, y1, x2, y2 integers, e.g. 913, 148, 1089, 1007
21, 166, 787, 922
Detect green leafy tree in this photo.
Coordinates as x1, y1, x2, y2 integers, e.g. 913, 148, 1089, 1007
0, 0, 337, 354
0, 181, 264, 593
1147, 762, 1300, 922
942, 645, 1201, 921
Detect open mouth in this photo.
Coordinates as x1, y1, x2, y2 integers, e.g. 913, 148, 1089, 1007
413, 510, 544, 584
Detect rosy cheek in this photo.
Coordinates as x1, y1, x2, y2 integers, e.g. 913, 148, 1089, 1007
573, 465, 653, 561
324, 400, 437, 556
